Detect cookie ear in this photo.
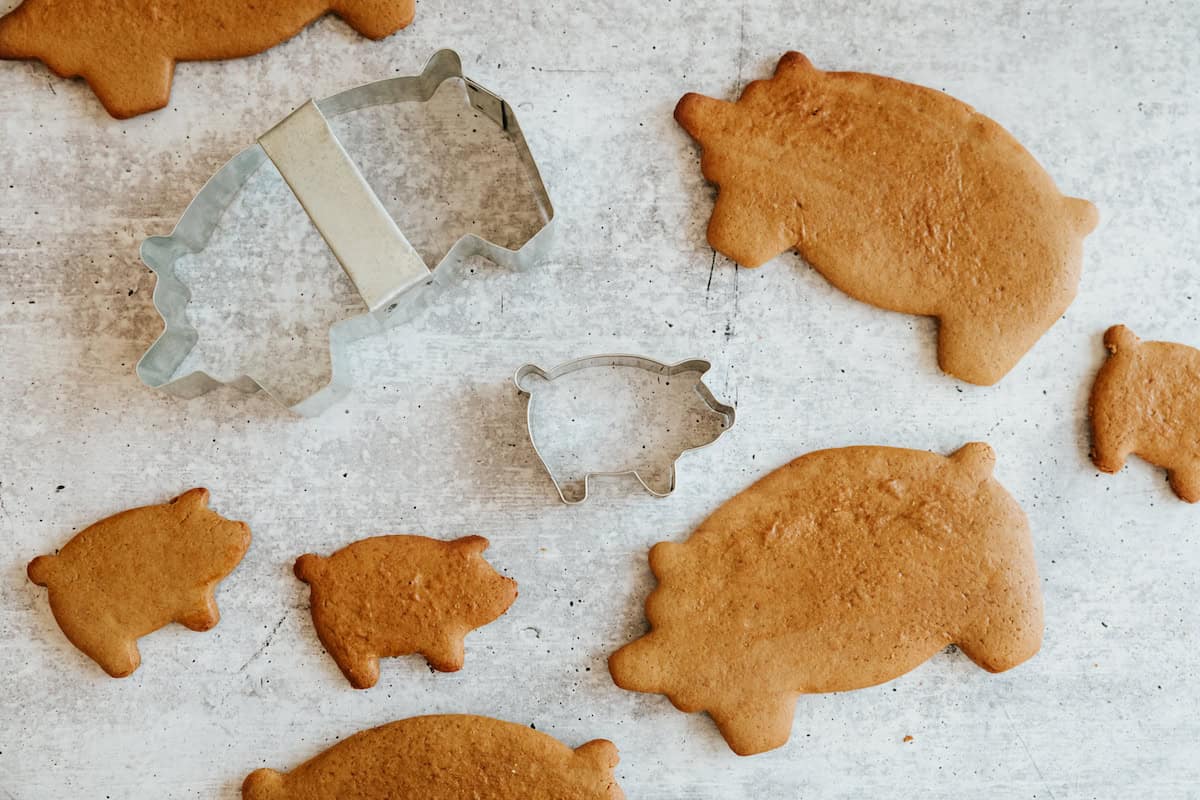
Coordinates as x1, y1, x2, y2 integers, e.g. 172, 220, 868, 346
1103, 325, 1140, 355
171, 488, 210, 513
950, 442, 996, 480
453, 535, 490, 555
674, 92, 734, 144
574, 738, 620, 771
775, 51, 819, 79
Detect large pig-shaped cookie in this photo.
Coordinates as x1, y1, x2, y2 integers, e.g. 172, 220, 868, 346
294, 535, 518, 688
27, 488, 251, 678
243, 714, 624, 800
1089, 324, 1200, 502
609, 443, 1042, 755
0, 0, 415, 119
676, 52, 1098, 385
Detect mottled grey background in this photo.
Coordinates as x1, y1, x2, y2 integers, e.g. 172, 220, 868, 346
1, 1, 1198, 798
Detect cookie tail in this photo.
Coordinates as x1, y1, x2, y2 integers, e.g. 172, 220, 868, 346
27, 555, 57, 587
1065, 196, 1099, 236
329, 0, 415, 39
241, 768, 286, 800
293, 553, 323, 584
1103, 324, 1140, 354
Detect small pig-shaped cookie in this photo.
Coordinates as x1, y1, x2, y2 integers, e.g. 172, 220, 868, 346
243, 714, 625, 800
0, 0, 415, 118
1089, 324, 1200, 502
609, 443, 1042, 755
676, 52, 1098, 385
27, 488, 251, 678
295, 535, 518, 689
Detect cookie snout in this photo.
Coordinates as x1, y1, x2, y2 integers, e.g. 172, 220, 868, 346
608, 634, 672, 695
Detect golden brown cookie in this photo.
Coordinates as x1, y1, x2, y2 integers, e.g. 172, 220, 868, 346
27, 488, 251, 678
0, 0, 416, 119
1089, 324, 1200, 502
609, 443, 1042, 755
294, 535, 518, 689
242, 714, 625, 800
676, 52, 1098, 385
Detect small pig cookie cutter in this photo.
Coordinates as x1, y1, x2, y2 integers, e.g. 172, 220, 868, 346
137, 49, 555, 417
514, 355, 737, 504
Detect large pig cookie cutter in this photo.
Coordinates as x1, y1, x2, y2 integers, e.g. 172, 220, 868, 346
243, 714, 625, 800
609, 443, 1043, 755
137, 49, 555, 416
676, 52, 1098, 385
27, 488, 251, 678
1089, 324, 1200, 502
514, 355, 736, 504
0, 0, 416, 119
294, 535, 518, 689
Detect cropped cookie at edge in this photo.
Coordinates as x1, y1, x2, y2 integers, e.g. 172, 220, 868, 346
295, 535, 518, 689
0, 0, 416, 119
1089, 324, 1200, 502
675, 52, 1098, 385
609, 443, 1043, 755
243, 714, 624, 800
27, 488, 251, 678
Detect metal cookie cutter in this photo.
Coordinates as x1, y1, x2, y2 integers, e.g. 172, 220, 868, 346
514, 355, 737, 504
137, 49, 555, 416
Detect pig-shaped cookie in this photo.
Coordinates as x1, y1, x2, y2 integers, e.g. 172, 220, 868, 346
676, 52, 1098, 385
1089, 324, 1200, 502
0, 0, 415, 118
27, 488, 251, 678
294, 535, 518, 689
609, 443, 1043, 755
243, 714, 625, 800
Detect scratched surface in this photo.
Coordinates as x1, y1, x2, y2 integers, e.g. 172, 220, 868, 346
1, 1, 1199, 798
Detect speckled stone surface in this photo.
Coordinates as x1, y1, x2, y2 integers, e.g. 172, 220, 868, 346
1, 1, 1198, 798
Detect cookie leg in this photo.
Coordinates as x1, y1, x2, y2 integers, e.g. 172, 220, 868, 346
177, 593, 221, 632
325, 640, 380, 690
72, 629, 142, 679
957, 613, 1042, 674
1088, 419, 1131, 474
708, 694, 798, 756
421, 633, 466, 673
330, 0, 415, 39
1168, 462, 1200, 503
934, 315, 1010, 386
49, 600, 142, 677
80, 55, 175, 120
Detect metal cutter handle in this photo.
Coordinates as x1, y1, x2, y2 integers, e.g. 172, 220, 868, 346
258, 101, 430, 316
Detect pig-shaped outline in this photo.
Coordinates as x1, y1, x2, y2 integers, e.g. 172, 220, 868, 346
609, 443, 1043, 756
27, 488, 251, 678
1089, 324, 1200, 502
242, 714, 625, 800
514, 356, 736, 504
675, 52, 1099, 386
0, 0, 415, 119
294, 534, 518, 689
